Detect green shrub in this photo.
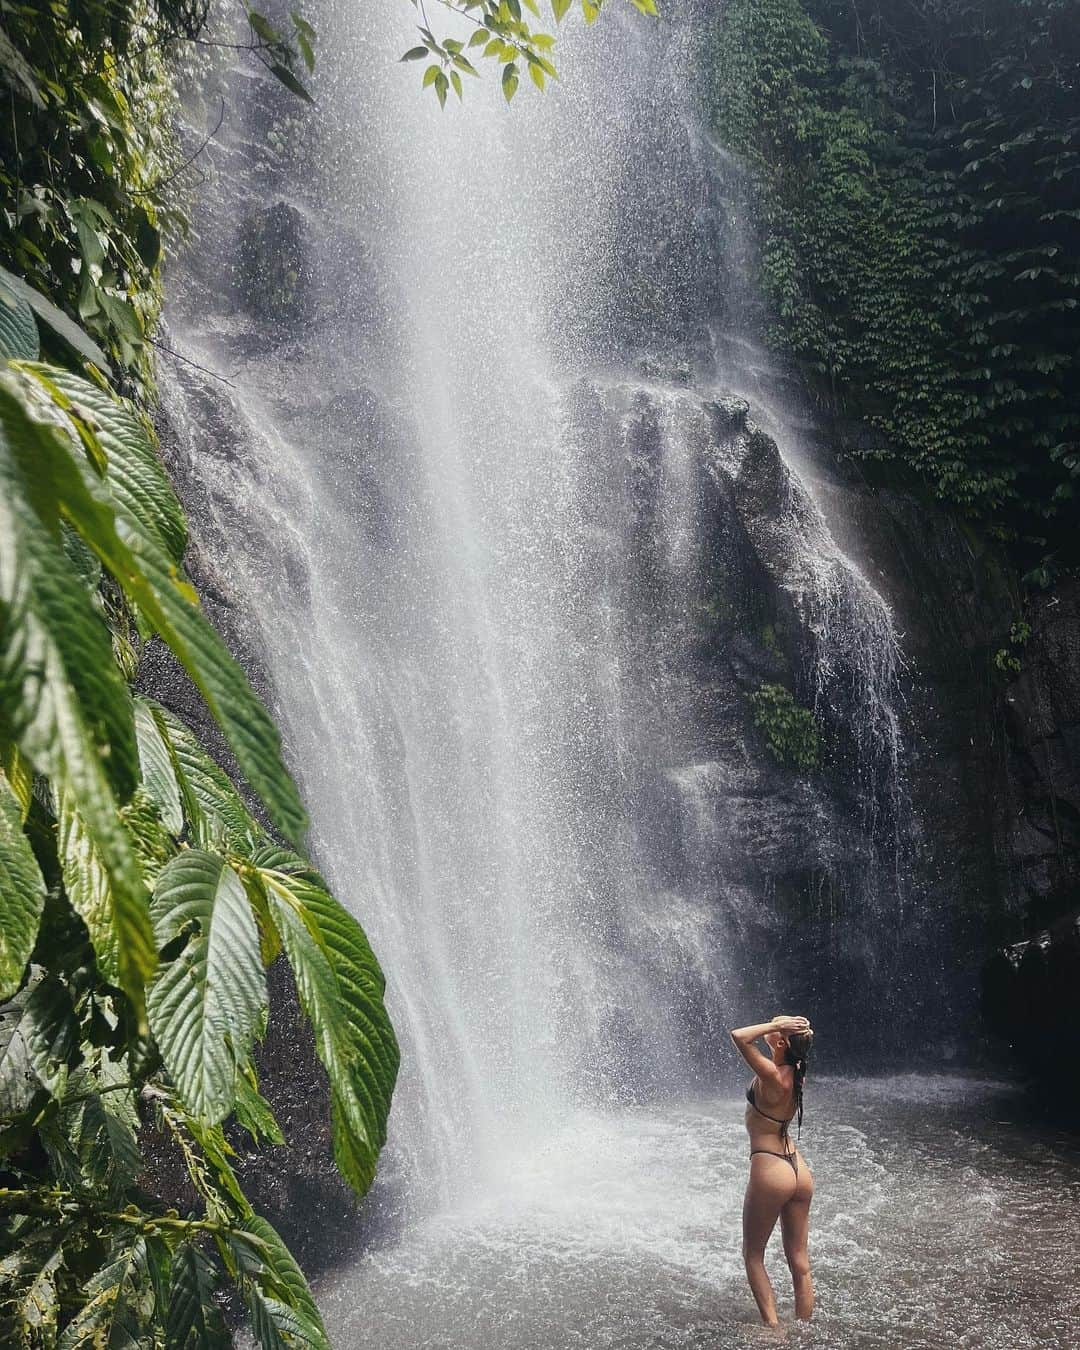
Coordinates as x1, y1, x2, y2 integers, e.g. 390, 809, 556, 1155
748, 682, 822, 771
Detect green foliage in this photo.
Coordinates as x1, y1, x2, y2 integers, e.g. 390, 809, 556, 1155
0, 2, 318, 408
0, 2, 175, 400
993, 618, 1032, 676
402, 0, 658, 106
0, 49, 398, 1347
709, 0, 1080, 567
748, 682, 821, 771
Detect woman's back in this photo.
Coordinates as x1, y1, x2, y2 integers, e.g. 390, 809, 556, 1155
744, 1073, 796, 1149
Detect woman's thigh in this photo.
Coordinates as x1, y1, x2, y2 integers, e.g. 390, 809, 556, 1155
780, 1154, 814, 1256
742, 1155, 798, 1251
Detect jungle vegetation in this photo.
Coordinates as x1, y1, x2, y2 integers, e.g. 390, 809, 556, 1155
0, 3, 399, 1346
710, 0, 1080, 582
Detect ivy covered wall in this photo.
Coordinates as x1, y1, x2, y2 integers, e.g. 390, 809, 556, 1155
708, 0, 1080, 581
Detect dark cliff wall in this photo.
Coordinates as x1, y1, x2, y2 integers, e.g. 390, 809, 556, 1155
799, 412, 1080, 1095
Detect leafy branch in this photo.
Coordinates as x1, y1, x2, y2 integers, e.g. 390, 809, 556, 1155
401, 0, 659, 106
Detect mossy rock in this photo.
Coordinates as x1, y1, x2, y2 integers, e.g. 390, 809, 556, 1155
236, 202, 308, 326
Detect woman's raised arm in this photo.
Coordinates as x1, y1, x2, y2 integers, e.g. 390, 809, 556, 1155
730, 1015, 810, 1080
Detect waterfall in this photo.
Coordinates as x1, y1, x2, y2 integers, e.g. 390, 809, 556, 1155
161, 0, 921, 1219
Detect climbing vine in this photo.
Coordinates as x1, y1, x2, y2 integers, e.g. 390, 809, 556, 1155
708, 0, 1080, 575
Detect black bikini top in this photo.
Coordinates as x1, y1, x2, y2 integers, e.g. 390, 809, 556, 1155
746, 1080, 796, 1137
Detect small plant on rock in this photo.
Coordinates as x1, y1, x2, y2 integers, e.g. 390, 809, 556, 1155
749, 682, 821, 772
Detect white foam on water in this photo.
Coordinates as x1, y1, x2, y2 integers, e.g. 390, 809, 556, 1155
318, 1080, 1080, 1350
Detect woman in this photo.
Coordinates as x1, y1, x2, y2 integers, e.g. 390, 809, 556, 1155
730, 1014, 815, 1326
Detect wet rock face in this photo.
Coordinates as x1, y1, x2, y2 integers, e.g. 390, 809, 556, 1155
1002, 579, 1080, 916
560, 377, 930, 1066
979, 581, 1080, 1096
793, 410, 1080, 1087
236, 201, 308, 328
982, 908, 1080, 1112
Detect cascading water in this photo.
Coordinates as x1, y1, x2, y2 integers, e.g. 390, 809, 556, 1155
159, 4, 1080, 1345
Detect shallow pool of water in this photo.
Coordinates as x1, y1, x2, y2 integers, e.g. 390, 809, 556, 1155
318, 1076, 1080, 1349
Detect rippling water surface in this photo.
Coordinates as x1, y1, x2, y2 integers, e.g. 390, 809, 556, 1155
319, 1077, 1080, 1350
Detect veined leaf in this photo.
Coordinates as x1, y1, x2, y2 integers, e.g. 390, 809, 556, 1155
166, 1244, 230, 1350
0, 742, 32, 819
0, 374, 155, 1014
232, 1215, 328, 1348
148, 851, 266, 1124
133, 699, 184, 835
0, 974, 79, 1116
4, 1238, 64, 1345
117, 525, 306, 847
24, 363, 187, 563
245, 1286, 327, 1350
119, 786, 176, 886
56, 788, 120, 985
0, 270, 40, 361
57, 1237, 152, 1350
0, 263, 111, 374
147, 700, 263, 851
71, 1088, 143, 1203
233, 1064, 285, 1145
255, 851, 398, 1195
0, 772, 46, 999
5, 367, 307, 845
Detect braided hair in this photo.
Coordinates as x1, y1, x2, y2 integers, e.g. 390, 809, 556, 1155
785, 1030, 813, 1139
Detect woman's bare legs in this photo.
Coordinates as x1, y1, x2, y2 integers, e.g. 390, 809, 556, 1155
741, 1155, 797, 1326
780, 1156, 815, 1319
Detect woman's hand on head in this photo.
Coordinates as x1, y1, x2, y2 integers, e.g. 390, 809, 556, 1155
770, 1015, 811, 1035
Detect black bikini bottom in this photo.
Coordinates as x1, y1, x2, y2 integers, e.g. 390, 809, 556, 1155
749, 1147, 798, 1179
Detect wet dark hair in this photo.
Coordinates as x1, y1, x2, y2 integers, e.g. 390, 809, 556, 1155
784, 1030, 813, 1138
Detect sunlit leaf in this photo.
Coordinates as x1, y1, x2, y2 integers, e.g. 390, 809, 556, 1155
148, 851, 266, 1124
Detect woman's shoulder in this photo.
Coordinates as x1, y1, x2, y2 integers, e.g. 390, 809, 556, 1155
756, 1063, 794, 1097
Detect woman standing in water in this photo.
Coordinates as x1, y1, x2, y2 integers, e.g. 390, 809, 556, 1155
730, 1015, 815, 1326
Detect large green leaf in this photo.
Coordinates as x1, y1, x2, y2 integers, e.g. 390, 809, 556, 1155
233, 1064, 285, 1146
0, 271, 40, 362
0, 974, 79, 1117
56, 788, 120, 986
0, 375, 155, 1012
0, 263, 111, 373
133, 699, 184, 835
144, 699, 263, 851
10, 364, 307, 845
257, 854, 398, 1195
1, 1237, 64, 1346
0, 773, 46, 999
120, 529, 307, 845
166, 1244, 230, 1350
57, 1084, 144, 1204
147, 851, 266, 1123
119, 786, 176, 887
230, 1215, 329, 1350
246, 1288, 328, 1350
57, 1237, 152, 1350
254, 848, 398, 1120
24, 363, 187, 564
